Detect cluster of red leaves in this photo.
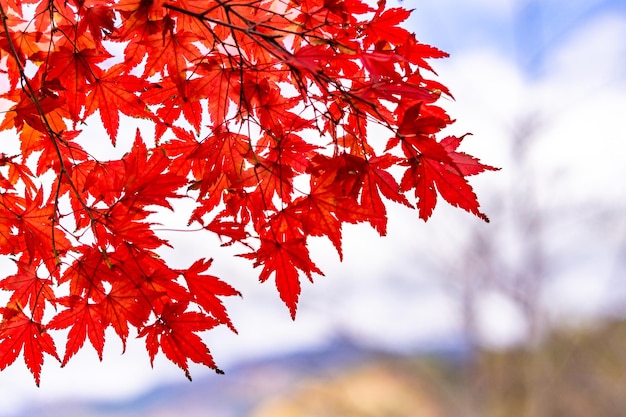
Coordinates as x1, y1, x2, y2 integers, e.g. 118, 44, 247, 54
0, 0, 496, 384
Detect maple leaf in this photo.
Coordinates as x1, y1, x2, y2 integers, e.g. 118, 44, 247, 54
4, 155, 37, 194
0, 16, 43, 89
364, 6, 411, 47
144, 24, 202, 94
77, 2, 116, 46
189, 127, 252, 202
35, 130, 88, 176
258, 132, 319, 174
395, 34, 450, 73
164, 0, 217, 42
188, 57, 239, 128
241, 159, 295, 208
204, 217, 249, 245
180, 259, 240, 332
138, 301, 221, 380
396, 103, 452, 140
111, 245, 191, 314
13, 189, 71, 274
59, 244, 111, 299
120, 130, 187, 210
0, 259, 55, 322
31, 45, 109, 120
0, 85, 67, 135
241, 233, 323, 318
356, 154, 412, 235
99, 275, 151, 350
0, 307, 59, 386
83, 63, 155, 144
238, 76, 309, 135
0, 191, 25, 254
399, 137, 490, 222
142, 80, 203, 139
441, 134, 500, 176
47, 297, 107, 365
101, 204, 167, 251
286, 154, 374, 259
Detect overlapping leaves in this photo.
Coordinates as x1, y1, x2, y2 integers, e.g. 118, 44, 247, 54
0, 0, 496, 384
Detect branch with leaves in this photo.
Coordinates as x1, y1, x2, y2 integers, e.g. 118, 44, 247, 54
0, 0, 497, 384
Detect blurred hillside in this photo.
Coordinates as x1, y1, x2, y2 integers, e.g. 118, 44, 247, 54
7, 319, 626, 417
253, 319, 626, 417
473, 319, 626, 417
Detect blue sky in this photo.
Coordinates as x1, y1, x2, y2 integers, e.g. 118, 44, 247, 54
1, 0, 626, 414
411, 0, 626, 76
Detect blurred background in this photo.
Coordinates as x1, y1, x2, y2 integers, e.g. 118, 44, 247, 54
1, 0, 626, 416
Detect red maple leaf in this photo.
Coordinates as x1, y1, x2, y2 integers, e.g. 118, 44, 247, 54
13, 189, 71, 274
441, 134, 500, 176
364, 3, 411, 47
399, 135, 492, 222
77, 2, 117, 47
31, 45, 109, 120
0, 259, 55, 322
356, 154, 412, 235
180, 259, 241, 332
242, 232, 324, 319
47, 297, 107, 365
188, 57, 239, 127
287, 154, 371, 259
138, 301, 221, 380
99, 274, 151, 349
0, 307, 59, 386
83, 63, 155, 144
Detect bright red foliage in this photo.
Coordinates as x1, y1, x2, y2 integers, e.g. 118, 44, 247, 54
0, 0, 497, 384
